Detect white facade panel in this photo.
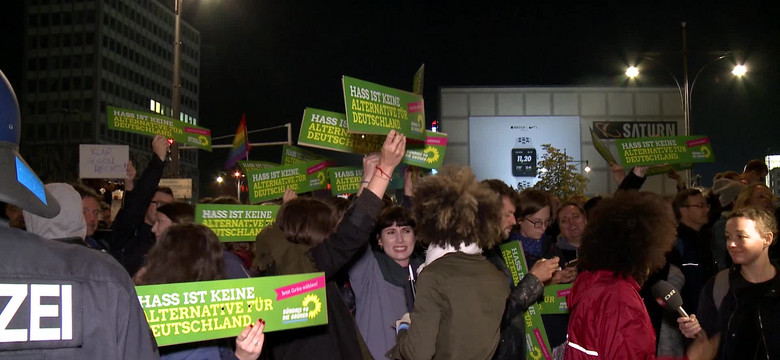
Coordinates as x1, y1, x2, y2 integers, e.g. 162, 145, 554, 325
445, 145, 469, 166
442, 118, 469, 143
525, 93, 552, 115
553, 93, 579, 115
608, 92, 633, 115
636, 92, 662, 115
498, 93, 524, 115
469, 93, 497, 115
580, 93, 607, 115
441, 93, 468, 117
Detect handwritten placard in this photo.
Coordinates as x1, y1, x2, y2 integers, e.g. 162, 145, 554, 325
79, 144, 129, 179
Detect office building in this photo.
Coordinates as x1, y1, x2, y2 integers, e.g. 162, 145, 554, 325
21, 0, 200, 187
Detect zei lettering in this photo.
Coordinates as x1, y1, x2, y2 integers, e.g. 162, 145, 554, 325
0, 283, 73, 342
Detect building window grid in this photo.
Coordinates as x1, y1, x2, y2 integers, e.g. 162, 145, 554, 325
26, 0, 199, 148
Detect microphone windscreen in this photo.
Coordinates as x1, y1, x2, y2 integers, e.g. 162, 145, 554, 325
651, 280, 684, 312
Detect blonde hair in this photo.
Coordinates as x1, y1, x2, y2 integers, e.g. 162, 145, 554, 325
733, 183, 774, 210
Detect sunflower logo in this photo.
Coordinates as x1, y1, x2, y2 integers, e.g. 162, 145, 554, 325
700, 145, 712, 158
423, 146, 440, 164
316, 171, 327, 185
417, 114, 425, 133
302, 294, 322, 319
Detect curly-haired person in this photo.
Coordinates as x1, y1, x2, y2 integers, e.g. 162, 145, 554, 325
565, 192, 719, 360
387, 166, 510, 360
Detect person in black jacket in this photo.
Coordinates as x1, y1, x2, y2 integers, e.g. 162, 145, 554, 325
680, 207, 779, 359
252, 130, 406, 360
110, 134, 172, 276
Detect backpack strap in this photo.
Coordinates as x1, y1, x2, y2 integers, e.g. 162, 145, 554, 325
712, 269, 730, 311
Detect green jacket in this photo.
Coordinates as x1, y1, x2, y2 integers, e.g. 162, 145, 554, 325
254, 192, 383, 360
389, 252, 510, 360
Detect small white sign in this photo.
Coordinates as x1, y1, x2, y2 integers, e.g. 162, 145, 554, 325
158, 178, 193, 200
79, 144, 129, 179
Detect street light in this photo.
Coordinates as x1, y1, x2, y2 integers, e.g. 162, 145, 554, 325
624, 23, 747, 138
732, 65, 748, 77
216, 176, 223, 183
567, 160, 591, 173
625, 66, 639, 78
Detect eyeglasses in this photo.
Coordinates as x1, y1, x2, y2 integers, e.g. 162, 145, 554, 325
683, 203, 710, 209
524, 218, 552, 229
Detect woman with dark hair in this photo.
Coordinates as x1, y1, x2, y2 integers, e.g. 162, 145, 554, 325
513, 189, 571, 353
137, 223, 265, 360
349, 205, 422, 359
252, 131, 406, 360
139, 223, 223, 285
513, 189, 561, 270
387, 166, 509, 359
565, 192, 714, 359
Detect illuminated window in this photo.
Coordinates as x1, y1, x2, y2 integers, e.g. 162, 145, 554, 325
150, 99, 155, 111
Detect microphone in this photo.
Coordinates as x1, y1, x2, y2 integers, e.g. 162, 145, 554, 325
651, 280, 689, 318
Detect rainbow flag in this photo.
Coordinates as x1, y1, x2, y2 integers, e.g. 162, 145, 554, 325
224, 114, 250, 169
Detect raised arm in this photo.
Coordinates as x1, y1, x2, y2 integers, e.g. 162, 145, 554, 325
310, 131, 406, 277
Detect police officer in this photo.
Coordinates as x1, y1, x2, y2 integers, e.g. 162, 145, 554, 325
0, 69, 159, 359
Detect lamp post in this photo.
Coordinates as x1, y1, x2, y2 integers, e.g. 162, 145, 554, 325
625, 23, 747, 137
169, 0, 184, 177
624, 23, 747, 186
233, 170, 244, 201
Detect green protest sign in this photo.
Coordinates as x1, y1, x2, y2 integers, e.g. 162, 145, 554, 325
645, 163, 693, 177
135, 273, 327, 346
106, 106, 212, 151
246, 160, 329, 203
195, 204, 279, 242
402, 132, 447, 169
590, 126, 617, 166
238, 160, 279, 173
538, 284, 572, 315
328, 166, 363, 195
413, 64, 425, 95
617, 135, 714, 167
281, 145, 330, 165
342, 76, 425, 141
500, 241, 553, 360
298, 108, 385, 154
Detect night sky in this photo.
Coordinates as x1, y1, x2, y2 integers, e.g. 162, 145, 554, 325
2, 1, 778, 193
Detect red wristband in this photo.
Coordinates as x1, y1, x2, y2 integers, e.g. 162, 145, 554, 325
375, 166, 391, 180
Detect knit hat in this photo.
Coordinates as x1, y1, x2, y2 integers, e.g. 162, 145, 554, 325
712, 178, 745, 208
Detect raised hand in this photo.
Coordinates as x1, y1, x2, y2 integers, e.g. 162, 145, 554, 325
235, 319, 265, 360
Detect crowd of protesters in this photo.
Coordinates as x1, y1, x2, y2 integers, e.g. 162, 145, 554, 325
3, 107, 780, 359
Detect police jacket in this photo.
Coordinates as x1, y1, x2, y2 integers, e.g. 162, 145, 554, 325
0, 224, 159, 359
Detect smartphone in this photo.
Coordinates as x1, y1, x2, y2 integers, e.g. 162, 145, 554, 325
565, 258, 579, 268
